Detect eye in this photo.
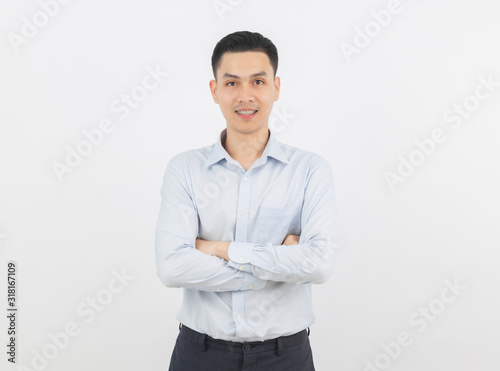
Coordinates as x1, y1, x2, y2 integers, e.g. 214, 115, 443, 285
254, 80, 264, 85
226, 81, 237, 86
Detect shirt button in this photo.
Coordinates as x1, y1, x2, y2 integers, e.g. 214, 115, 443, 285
244, 344, 252, 351
240, 211, 245, 216
249, 285, 253, 289
240, 257, 244, 262
216, 288, 221, 291
239, 266, 244, 270
243, 177, 248, 182
270, 267, 275, 271
237, 314, 241, 319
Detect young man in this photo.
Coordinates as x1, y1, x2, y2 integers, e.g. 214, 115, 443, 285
155, 31, 339, 371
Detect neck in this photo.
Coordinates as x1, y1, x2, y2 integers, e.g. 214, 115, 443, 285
222, 126, 270, 165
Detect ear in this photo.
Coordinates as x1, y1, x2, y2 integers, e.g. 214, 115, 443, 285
274, 76, 281, 101
209, 79, 219, 104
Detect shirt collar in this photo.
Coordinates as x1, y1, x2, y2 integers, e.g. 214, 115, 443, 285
205, 128, 288, 169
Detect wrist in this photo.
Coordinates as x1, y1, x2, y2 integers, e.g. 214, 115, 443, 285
216, 241, 231, 261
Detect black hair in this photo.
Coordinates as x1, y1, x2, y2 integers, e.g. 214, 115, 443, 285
211, 31, 278, 80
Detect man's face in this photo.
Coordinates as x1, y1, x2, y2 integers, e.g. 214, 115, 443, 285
210, 51, 280, 135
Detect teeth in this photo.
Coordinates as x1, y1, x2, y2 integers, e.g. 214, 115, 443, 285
236, 110, 257, 115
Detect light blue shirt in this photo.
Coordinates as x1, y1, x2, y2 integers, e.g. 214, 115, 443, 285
155, 128, 339, 342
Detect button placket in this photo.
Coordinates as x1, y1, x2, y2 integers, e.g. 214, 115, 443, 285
232, 171, 252, 338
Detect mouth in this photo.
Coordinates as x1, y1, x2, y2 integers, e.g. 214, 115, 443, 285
235, 110, 258, 119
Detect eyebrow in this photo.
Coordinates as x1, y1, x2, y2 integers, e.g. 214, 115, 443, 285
222, 71, 268, 80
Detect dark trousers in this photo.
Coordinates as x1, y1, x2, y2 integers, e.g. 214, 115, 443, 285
168, 323, 315, 371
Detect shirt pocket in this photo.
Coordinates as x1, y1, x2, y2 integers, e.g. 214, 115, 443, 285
258, 203, 302, 245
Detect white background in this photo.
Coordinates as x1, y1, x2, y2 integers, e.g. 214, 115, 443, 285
1, 0, 499, 370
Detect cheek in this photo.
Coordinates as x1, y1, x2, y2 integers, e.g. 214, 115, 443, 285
219, 93, 235, 107
260, 94, 276, 111
262, 89, 277, 103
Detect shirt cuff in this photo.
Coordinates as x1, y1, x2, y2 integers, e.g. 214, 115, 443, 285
228, 241, 257, 264
227, 261, 253, 273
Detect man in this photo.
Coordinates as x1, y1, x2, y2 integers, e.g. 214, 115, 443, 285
155, 30, 339, 371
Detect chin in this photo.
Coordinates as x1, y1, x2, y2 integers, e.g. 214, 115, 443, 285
227, 118, 266, 129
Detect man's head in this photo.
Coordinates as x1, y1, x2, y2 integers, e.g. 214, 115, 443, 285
209, 31, 280, 136
211, 31, 278, 81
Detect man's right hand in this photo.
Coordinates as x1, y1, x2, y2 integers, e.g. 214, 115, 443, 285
282, 234, 300, 246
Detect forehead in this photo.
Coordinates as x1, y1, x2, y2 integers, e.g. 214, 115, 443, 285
218, 51, 273, 78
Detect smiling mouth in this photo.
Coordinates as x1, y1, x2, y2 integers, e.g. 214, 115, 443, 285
235, 110, 258, 115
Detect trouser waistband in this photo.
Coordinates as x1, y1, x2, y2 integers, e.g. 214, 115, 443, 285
178, 323, 310, 355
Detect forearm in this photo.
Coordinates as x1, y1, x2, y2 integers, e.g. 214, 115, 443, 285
195, 239, 230, 261
155, 158, 268, 292
227, 236, 339, 284
156, 214, 266, 292
195, 235, 300, 262
156, 237, 265, 292
194, 235, 338, 284
236, 155, 340, 284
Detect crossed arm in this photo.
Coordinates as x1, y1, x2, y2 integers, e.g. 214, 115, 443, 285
195, 234, 300, 261
155, 154, 339, 292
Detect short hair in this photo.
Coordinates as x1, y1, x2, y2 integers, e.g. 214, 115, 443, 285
211, 31, 278, 81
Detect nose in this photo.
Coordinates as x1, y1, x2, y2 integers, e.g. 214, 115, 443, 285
237, 82, 255, 103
